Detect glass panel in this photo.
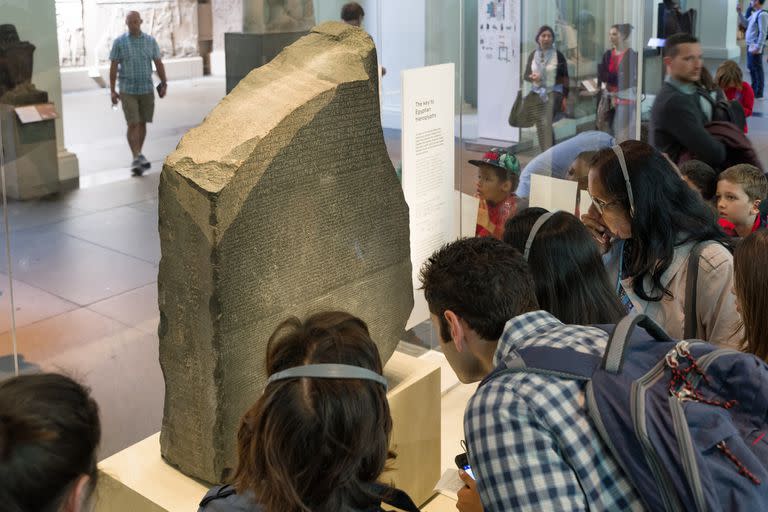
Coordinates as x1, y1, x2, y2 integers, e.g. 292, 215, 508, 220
0, 117, 18, 381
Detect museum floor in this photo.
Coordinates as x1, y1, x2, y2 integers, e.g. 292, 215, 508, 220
4, 67, 768, 464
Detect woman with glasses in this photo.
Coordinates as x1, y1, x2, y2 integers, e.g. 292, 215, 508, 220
582, 140, 740, 346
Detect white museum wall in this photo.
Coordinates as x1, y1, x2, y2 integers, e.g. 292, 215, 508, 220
380, 0, 426, 130
56, 0, 204, 89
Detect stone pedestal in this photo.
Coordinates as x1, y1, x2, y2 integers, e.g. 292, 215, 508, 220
223, 31, 307, 92
0, 104, 59, 199
95, 352, 441, 511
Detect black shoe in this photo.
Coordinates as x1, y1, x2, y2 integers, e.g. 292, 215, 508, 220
131, 158, 144, 176
138, 154, 151, 169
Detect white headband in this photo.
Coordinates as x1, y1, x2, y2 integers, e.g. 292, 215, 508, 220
266, 364, 388, 390
611, 144, 635, 217
523, 211, 557, 261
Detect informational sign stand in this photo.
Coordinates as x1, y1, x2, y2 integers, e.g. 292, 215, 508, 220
401, 63, 455, 329
477, 0, 522, 143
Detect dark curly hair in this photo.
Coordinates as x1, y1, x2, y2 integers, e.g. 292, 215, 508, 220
419, 237, 538, 342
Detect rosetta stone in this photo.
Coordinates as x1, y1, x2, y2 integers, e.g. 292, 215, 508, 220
157, 21, 413, 483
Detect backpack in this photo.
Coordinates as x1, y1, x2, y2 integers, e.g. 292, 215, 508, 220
696, 88, 746, 132
480, 314, 768, 511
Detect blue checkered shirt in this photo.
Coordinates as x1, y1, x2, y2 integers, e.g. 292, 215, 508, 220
464, 310, 644, 511
109, 32, 160, 95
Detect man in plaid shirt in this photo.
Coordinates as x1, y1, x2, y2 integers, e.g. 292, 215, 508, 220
109, 11, 167, 176
419, 237, 643, 511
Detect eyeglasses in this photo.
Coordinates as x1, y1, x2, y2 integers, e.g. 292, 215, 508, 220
588, 144, 635, 217
589, 194, 622, 214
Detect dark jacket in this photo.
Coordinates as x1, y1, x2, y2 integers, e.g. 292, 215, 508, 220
597, 48, 638, 91
679, 121, 764, 172
198, 484, 421, 512
524, 49, 569, 97
650, 81, 727, 167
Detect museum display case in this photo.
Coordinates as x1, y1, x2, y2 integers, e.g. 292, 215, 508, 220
0, 1, 669, 509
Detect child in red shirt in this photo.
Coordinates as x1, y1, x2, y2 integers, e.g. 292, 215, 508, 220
716, 164, 767, 237
715, 60, 754, 133
469, 149, 521, 239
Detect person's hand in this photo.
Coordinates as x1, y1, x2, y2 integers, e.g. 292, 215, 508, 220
158, 82, 167, 98
581, 203, 612, 254
111, 91, 120, 105
457, 470, 484, 512
530, 71, 541, 83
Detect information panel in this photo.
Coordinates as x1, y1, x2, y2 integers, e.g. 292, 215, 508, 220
401, 63, 455, 329
478, 0, 521, 142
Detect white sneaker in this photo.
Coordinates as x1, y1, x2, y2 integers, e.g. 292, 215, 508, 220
138, 154, 151, 169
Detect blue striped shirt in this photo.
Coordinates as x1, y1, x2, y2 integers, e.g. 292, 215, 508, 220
109, 32, 160, 95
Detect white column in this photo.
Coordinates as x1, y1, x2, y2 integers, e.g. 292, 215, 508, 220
4, 0, 79, 184
688, 0, 740, 60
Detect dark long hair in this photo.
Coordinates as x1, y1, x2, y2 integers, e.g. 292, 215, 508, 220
504, 208, 625, 324
233, 311, 392, 512
0, 373, 101, 512
590, 140, 728, 302
734, 231, 768, 361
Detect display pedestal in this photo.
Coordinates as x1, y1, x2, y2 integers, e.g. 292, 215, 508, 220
95, 351, 441, 511
0, 104, 59, 199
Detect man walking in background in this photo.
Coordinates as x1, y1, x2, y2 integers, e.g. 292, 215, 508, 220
109, 11, 167, 176
741, 0, 768, 98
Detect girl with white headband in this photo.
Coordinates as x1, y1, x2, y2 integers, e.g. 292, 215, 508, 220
504, 208, 625, 325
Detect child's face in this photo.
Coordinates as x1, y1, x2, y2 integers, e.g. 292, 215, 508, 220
716, 179, 761, 226
476, 166, 512, 204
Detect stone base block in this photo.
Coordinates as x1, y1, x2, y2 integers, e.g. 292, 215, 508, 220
95, 351, 441, 511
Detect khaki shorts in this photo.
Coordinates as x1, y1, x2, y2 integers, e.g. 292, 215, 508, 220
121, 93, 155, 124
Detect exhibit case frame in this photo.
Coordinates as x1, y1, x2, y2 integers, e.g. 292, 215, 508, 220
0, 0, 661, 509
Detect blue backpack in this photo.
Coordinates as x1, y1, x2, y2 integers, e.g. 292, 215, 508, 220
481, 314, 768, 511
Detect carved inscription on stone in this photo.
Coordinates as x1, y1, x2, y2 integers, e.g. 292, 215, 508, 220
158, 21, 412, 483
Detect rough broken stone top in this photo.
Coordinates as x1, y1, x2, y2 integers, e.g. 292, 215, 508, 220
166, 22, 377, 192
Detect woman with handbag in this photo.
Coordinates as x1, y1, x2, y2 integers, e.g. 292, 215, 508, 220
596, 24, 638, 141
523, 25, 569, 151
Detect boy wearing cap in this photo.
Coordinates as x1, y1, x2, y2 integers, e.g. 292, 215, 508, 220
470, 149, 521, 239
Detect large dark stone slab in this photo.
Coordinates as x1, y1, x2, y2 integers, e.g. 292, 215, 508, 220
158, 21, 413, 483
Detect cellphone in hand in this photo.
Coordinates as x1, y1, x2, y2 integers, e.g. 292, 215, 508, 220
454, 452, 475, 480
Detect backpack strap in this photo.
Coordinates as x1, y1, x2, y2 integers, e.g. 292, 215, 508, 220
599, 314, 672, 374
478, 315, 674, 387
479, 346, 601, 389
684, 241, 709, 340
